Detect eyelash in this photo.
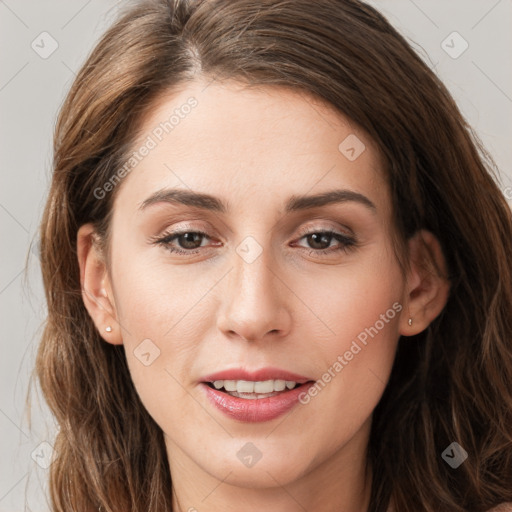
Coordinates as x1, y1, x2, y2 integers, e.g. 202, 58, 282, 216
149, 227, 357, 258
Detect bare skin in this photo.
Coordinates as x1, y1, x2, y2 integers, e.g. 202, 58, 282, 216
78, 79, 450, 512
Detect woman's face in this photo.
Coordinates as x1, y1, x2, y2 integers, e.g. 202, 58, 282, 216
95, 80, 411, 494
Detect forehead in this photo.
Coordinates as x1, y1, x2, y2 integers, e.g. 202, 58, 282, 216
114, 79, 388, 217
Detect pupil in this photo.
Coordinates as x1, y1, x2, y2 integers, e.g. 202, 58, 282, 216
180, 232, 201, 249
308, 233, 331, 249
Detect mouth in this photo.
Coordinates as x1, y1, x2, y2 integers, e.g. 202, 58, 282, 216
200, 374, 316, 422
203, 379, 308, 399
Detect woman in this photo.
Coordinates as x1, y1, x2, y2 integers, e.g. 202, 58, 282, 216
34, 0, 512, 510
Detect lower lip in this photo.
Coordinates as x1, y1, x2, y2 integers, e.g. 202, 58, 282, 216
201, 382, 315, 422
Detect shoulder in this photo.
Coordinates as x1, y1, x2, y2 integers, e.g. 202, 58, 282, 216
387, 501, 512, 512
487, 504, 512, 512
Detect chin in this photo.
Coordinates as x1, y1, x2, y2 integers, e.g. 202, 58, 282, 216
198, 440, 314, 489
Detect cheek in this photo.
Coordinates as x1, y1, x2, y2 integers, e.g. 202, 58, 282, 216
112, 244, 218, 342
292, 242, 404, 352
292, 249, 404, 442
109, 252, 223, 425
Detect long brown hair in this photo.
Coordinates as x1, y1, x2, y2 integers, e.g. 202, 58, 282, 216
32, 0, 512, 510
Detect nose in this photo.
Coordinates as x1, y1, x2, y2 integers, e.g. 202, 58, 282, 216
216, 247, 292, 343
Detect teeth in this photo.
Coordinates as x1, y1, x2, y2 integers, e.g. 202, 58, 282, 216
254, 380, 273, 393
210, 379, 299, 393
224, 380, 237, 392
273, 379, 286, 391
237, 380, 255, 393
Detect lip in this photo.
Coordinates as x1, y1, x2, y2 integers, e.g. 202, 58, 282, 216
199, 367, 315, 423
200, 367, 312, 384
200, 382, 315, 422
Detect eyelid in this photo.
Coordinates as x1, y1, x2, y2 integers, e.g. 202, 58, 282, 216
151, 220, 354, 240
294, 222, 354, 238
153, 222, 351, 240
156, 220, 213, 236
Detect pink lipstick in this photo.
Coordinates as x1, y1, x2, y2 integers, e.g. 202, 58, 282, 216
200, 367, 315, 422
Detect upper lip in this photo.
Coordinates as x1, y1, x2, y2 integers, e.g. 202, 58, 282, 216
201, 367, 313, 384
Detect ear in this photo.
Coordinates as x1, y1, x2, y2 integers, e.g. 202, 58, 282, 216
399, 229, 451, 336
76, 223, 123, 345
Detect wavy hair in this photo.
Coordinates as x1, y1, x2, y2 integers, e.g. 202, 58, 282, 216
32, 0, 512, 510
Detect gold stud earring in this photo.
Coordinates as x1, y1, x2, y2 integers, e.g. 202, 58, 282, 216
105, 326, 112, 332
408, 318, 413, 326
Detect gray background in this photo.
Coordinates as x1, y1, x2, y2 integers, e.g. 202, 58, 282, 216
1, 1, 511, 510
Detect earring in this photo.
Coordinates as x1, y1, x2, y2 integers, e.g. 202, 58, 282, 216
408, 318, 413, 326
105, 326, 112, 332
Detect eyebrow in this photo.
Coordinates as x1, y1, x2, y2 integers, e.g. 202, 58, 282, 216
138, 188, 376, 214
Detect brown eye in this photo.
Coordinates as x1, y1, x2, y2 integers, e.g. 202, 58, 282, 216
294, 230, 356, 256
152, 230, 212, 255
173, 232, 205, 250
